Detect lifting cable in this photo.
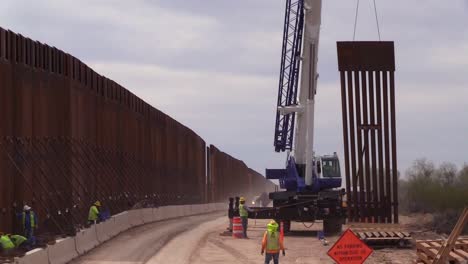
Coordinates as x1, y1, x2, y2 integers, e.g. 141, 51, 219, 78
352, 0, 360, 41
353, 0, 382, 41
373, 0, 382, 41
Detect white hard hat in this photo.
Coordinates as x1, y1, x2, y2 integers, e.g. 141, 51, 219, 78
23, 205, 31, 211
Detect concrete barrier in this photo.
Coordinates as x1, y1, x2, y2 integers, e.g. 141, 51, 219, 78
170, 205, 180, 218
190, 204, 196, 215
179, 205, 187, 217
186, 205, 193, 216
190, 204, 198, 215
15, 248, 49, 264
128, 209, 144, 227
158, 206, 172, 221
178, 205, 186, 217
200, 204, 207, 214
75, 225, 99, 254
17, 203, 228, 263
216, 203, 225, 211
203, 204, 210, 213
202, 204, 208, 213
96, 218, 117, 243
196, 204, 204, 214
163, 205, 176, 219
47, 237, 78, 264
113, 211, 130, 234
142, 208, 154, 223
107, 217, 120, 238
152, 207, 161, 222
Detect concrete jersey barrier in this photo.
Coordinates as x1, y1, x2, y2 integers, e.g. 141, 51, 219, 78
75, 225, 99, 254
128, 209, 144, 227
142, 208, 154, 223
113, 211, 130, 234
15, 248, 49, 264
16, 203, 225, 264
96, 218, 116, 243
47, 237, 78, 264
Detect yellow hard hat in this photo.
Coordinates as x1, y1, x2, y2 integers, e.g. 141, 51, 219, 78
94, 201, 101, 207
239, 197, 245, 202
267, 220, 278, 231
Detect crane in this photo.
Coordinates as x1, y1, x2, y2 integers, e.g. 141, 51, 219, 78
227, 0, 346, 234
270, 0, 341, 192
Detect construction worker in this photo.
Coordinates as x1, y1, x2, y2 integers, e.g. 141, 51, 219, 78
341, 188, 347, 209
9, 234, 28, 249
239, 197, 252, 238
21, 205, 38, 243
261, 220, 285, 264
0, 233, 15, 253
88, 201, 101, 225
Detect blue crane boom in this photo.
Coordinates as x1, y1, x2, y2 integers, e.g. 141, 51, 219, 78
273, 0, 304, 152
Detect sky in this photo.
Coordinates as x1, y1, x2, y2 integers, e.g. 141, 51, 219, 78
1, 0, 467, 178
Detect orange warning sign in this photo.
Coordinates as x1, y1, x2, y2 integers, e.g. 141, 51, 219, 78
327, 229, 373, 264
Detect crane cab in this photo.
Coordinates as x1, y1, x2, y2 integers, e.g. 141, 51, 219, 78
312, 152, 342, 191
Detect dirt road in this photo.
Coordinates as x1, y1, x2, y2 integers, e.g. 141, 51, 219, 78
70, 212, 225, 264
72, 213, 416, 264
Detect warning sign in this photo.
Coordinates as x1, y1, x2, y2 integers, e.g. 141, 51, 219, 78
327, 229, 373, 264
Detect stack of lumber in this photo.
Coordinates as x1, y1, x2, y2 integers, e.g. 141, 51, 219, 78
349, 223, 412, 248
415, 237, 468, 264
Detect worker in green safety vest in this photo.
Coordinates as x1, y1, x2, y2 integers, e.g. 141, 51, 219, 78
261, 220, 285, 264
88, 201, 101, 225
239, 197, 252, 238
0, 233, 15, 253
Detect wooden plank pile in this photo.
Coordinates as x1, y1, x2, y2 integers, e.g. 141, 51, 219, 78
349, 223, 412, 248
415, 207, 467, 264
353, 228, 412, 248
415, 237, 468, 264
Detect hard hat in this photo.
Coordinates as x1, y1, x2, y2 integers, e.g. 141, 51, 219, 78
23, 205, 31, 211
94, 201, 101, 207
239, 197, 245, 202
267, 220, 278, 232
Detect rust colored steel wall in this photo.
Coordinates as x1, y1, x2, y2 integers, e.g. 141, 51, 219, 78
0, 27, 275, 234
337, 41, 398, 223
208, 145, 275, 202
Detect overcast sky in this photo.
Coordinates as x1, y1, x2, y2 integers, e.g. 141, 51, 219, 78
1, 0, 467, 177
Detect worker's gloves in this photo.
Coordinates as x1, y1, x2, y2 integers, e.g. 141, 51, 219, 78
282, 250, 286, 256
261, 250, 264, 255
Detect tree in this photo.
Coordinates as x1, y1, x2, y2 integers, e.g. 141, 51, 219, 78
406, 158, 435, 180
435, 162, 457, 186
457, 163, 468, 189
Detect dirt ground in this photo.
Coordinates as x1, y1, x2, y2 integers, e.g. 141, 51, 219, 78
73, 212, 438, 264
188, 218, 417, 264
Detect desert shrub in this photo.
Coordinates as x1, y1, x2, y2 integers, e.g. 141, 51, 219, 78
399, 159, 468, 234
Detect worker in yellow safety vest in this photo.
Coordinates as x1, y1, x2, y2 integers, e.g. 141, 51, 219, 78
88, 201, 101, 225
261, 220, 285, 264
0, 233, 15, 253
239, 197, 251, 238
9, 234, 28, 249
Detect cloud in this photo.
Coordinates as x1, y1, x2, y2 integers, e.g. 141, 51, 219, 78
0, 0, 467, 175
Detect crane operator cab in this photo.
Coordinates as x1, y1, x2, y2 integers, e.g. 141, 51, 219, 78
313, 152, 342, 191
